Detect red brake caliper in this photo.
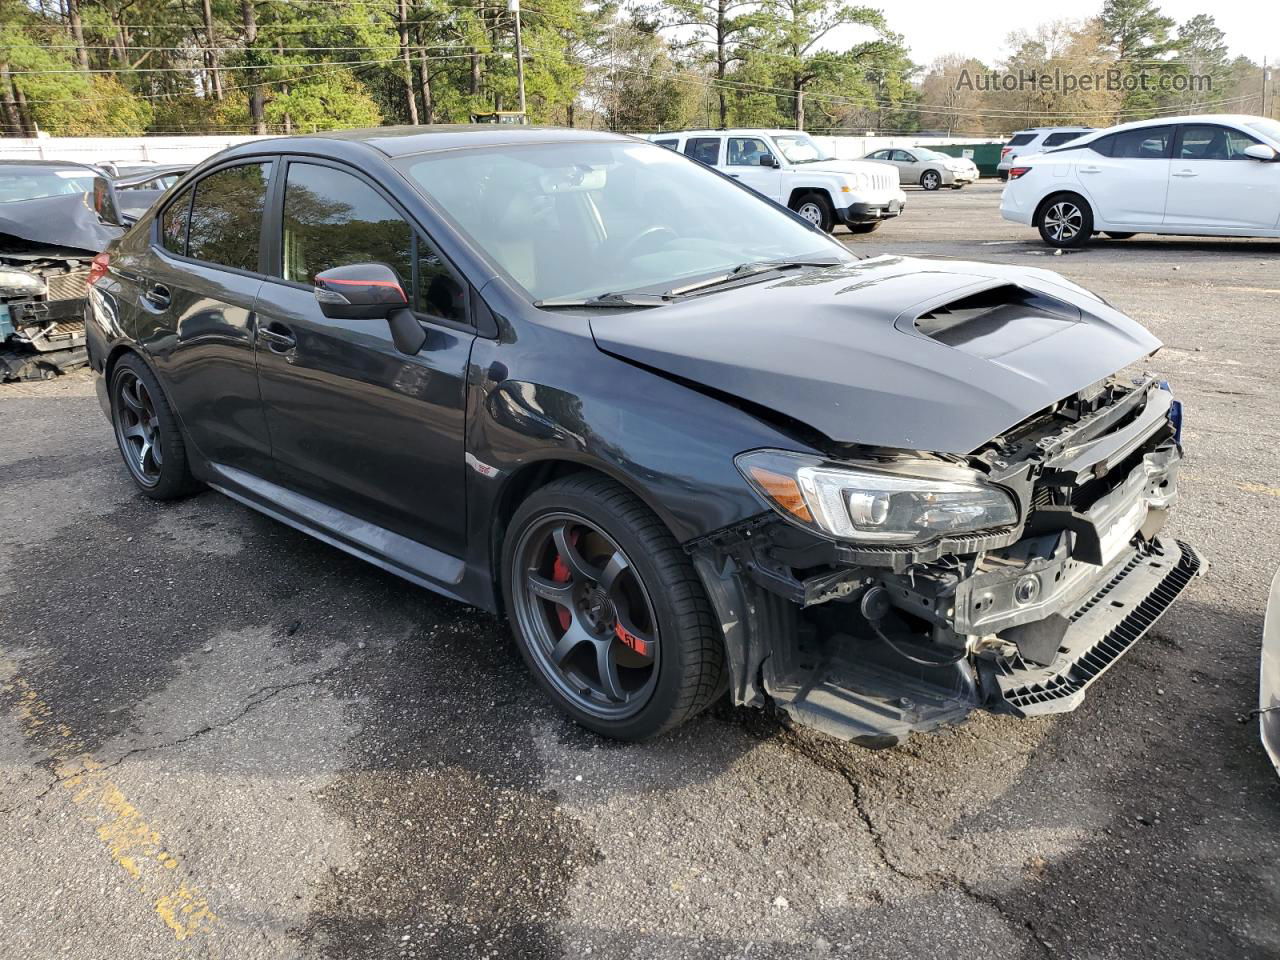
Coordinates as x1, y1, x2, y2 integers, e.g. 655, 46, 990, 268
551, 549, 573, 631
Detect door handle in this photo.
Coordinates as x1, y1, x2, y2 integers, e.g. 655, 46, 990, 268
1172, 170, 1198, 178
143, 282, 171, 309
256, 322, 297, 352
728, 173, 741, 178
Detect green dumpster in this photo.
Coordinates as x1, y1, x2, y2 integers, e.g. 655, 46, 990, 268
928, 143, 1004, 179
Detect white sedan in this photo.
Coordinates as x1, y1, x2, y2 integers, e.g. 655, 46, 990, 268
1000, 114, 1280, 247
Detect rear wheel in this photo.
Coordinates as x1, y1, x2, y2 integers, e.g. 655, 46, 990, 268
110, 354, 200, 499
791, 192, 834, 232
920, 170, 942, 191
1036, 193, 1093, 248
502, 474, 726, 740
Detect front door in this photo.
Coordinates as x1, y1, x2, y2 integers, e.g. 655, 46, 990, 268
724, 136, 783, 202
252, 159, 475, 556
137, 161, 274, 476
892, 150, 923, 184
1165, 123, 1280, 230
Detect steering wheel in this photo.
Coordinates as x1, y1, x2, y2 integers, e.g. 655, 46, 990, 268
616, 225, 677, 263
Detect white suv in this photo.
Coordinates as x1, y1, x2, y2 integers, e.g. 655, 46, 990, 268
648, 129, 906, 233
1000, 114, 1280, 248
997, 127, 1092, 180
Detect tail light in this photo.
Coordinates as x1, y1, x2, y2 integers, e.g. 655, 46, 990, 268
1008, 166, 1032, 180
88, 252, 110, 286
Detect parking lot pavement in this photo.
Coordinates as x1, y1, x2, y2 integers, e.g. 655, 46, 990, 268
2, 180, 1279, 959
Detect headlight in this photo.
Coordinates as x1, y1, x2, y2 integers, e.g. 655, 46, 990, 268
0, 267, 46, 299
736, 450, 1018, 545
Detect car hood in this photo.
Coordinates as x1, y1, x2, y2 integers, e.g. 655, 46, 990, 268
589, 255, 1162, 454
0, 193, 121, 254
800, 159, 898, 180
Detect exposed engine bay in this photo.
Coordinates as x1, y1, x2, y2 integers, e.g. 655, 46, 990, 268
0, 246, 93, 381
690, 375, 1202, 746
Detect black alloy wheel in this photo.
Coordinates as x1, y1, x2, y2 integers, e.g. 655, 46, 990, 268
502, 473, 726, 740
109, 355, 200, 500
113, 366, 163, 488
511, 511, 660, 720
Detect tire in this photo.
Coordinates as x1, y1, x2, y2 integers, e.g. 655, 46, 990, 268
109, 353, 201, 500
920, 170, 942, 191
791, 192, 834, 232
1104, 232, 1136, 240
846, 221, 882, 234
502, 473, 727, 740
1036, 193, 1093, 249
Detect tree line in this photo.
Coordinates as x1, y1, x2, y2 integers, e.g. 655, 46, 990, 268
0, 0, 1273, 138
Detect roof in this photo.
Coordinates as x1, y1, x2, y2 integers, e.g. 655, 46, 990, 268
0, 158, 99, 170
647, 129, 814, 139
240, 124, 637, 159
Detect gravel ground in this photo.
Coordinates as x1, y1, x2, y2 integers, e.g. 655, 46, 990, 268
2, 181, 1278, 959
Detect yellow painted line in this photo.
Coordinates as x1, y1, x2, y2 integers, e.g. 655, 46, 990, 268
1, 659, 217, 942
1241, 482, 1280, 498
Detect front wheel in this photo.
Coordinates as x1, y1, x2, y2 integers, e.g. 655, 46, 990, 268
846, 221, 882, 234
1036, 194, 1093, 248
502, 473, 726, 740
791, 192, 834, 232
920, 170, 942, 191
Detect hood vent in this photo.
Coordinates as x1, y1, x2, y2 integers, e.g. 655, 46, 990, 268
914, 284, 1080, 360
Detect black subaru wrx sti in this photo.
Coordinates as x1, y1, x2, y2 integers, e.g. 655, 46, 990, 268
86, 126, 1200, 745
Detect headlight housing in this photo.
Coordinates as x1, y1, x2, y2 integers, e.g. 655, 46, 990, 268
0, 267, 46, 299
736, 450, 1018, 545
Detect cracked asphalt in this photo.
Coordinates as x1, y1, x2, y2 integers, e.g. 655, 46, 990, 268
2, 182, 1279, 959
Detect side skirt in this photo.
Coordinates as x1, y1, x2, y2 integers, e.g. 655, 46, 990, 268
207, 462, 471, 604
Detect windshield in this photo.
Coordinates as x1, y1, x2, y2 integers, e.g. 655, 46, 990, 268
1246, 118, 1280, 144
914, 148, 948, 160
771, 134, 832, 164
0, 165, 96, 203
396, 140, 851, 303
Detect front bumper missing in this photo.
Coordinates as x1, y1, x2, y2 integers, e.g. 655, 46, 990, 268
691, 381, 1201, 747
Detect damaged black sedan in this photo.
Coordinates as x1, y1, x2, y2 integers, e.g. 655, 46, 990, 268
85, 127, 1199, 744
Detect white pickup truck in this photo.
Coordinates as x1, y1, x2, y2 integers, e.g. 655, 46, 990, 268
647, 129, 906, 233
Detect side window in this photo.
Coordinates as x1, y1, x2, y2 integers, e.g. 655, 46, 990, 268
726, 137, 771, 165
1179, 124, 1260, 160
416, 238, 466, 324
1110, 126, 1174, 159
684, 137, 721, 165
654, 139, 678, 150
160, 187, 192, 256
892, 150, 914, 162
1042, 132, 1083, 147
866, 150, 887, 160
282, 162, 413, 287
186, 162, 272, 271
1007, 133, 1037, 147
1089, 135, 1114, 157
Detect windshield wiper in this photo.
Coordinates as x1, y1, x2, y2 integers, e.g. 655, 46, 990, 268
665, 258, 842, 297
533, 291, 669, 309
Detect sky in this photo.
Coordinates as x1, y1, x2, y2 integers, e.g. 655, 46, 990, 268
860, 0, 1280, 67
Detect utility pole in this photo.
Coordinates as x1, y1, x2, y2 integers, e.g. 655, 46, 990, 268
1263, 58, 1268, 117
510, 0, 526, 117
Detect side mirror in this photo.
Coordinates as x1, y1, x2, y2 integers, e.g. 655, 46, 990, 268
313, 263, 409, 320
760, 154, 780, 168
1244, 143, 1279, 162
92, 176, 127, 227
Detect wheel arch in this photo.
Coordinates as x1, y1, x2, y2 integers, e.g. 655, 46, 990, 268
1033, 189, 1092, 228
487, 456, 688, 615
787, 186, 835, 209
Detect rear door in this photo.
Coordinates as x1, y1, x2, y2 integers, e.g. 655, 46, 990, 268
252, 158, 475, 556
1165, 123, 1280, 230
723, 135, 782, 201
683, 137, 722, 166
136, 160, 275, 476
1075, 126, 1173, 226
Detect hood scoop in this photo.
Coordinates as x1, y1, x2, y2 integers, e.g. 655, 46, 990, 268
911, 284, 1081, 361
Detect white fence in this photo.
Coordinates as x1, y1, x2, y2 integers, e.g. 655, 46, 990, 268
0, 135, 276, 166
0, 132, 1000, 167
